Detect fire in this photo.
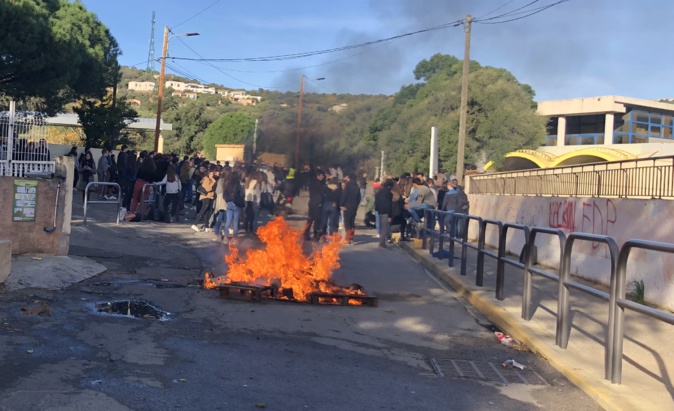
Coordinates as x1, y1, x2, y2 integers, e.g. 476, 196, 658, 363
204, 217, 364, 302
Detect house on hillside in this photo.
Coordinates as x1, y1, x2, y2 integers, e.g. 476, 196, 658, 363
330, 103, 348, 113
128, 81, 155, 92
184, 91, 197, 100
128, 99, 141, 107
166, 81, 186, 91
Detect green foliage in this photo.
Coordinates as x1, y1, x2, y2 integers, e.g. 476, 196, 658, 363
628, 280, 646, 304
74, 95, 138, 149
0, 0, 120, 113
202, 112, 256, 159
372, 54, 546, 175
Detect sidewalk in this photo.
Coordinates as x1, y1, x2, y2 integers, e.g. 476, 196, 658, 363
403, 242, 674, 411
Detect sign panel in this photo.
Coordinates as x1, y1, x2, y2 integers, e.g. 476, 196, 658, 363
13, 180, 38, 222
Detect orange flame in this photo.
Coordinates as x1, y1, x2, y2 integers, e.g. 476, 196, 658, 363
204, 217, 363, 302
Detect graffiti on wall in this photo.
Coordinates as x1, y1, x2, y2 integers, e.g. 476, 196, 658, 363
549, 200, 576, 231
582, 199, 617, 249
547, 198, 617, 249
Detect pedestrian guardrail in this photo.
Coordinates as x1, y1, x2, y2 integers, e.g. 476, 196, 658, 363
613, 240, 674, 383
83, 182, 122, 225
416, 210, 674, 385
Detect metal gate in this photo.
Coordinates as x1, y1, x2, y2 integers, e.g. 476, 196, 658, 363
0, 101, 55, 177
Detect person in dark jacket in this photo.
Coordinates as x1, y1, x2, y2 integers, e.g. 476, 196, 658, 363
304, 170, 325, 241
440, 176, 469, 236
339, 174, 361, 245
374, 179, 393, 248
320, 177, 341, 238
130, 156, 156, 214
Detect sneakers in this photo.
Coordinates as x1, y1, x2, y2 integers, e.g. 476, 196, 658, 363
191, 225, 200, 232
108, 195, 117, 200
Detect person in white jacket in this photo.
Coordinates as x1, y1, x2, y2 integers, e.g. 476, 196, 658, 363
161, 166, 182, 223
244, 171, 261, 233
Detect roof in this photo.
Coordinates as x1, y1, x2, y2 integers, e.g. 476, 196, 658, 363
537, 95, 674, 116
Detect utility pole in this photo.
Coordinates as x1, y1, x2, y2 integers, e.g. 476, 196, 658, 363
456, 14, 472, 186
380, 150, 385, 179
295, 74, 304, 170
253, 118, 258, 154
154, 25, 169, 153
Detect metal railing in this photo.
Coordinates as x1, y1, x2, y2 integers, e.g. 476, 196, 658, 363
418, 211, 674, 385
140, 182, 166, 218
83, 182, 122, 225
469, 155, 674, 199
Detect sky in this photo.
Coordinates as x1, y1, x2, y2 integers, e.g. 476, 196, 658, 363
80, 0, 674, 101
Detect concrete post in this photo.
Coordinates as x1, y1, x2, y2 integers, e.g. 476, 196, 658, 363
158, 134, 164, 154
604, 113, 615, 145
430, 126, 438, 178
557, 116, 567, 147
0, 240, 10, 284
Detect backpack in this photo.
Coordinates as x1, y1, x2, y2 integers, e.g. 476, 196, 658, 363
233, 185, 246, 208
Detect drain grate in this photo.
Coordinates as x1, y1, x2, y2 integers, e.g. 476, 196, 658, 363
430, 358, 549, 385
95, 300, 173, 320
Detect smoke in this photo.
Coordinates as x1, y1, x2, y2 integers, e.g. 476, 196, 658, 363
273, 0, 674, 100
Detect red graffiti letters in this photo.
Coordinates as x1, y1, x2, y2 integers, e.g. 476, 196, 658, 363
549, 200, 576, 231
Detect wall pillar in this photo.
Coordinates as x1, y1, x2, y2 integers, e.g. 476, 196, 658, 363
604, 113, 615, 145
557, 116, 566, 147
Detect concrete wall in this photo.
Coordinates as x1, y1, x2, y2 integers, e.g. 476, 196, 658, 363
0, 156, 73, 256
468, 194, 674, 310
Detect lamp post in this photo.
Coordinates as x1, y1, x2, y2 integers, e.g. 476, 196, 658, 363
295, 74, 324, 170
154, 26, 199, 152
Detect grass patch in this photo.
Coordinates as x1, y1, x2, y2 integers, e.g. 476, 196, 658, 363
628, 279, 646, 304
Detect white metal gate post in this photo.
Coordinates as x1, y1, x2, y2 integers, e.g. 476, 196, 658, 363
7, 101, 15, 161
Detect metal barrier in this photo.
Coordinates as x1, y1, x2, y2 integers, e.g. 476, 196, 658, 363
559, 233, 619, 380
409, 211, 674, 385
83, 182, 122, 225
459, 214, 482, 278
140, 182, 166, 218
496, 223, 530, 301
522, 227, 566, 322
477, 219, 503, 287
613, 240, 674, 384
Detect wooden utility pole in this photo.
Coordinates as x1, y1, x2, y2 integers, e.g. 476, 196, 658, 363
456, 14, 472, 185
295, 74, 304, 170
154, 25, 169, 153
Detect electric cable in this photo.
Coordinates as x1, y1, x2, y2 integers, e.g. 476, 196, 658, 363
170, 0, 221, 30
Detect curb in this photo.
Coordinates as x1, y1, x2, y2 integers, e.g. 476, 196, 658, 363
401, 242, 635, 411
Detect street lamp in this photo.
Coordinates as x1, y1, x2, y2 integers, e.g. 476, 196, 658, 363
295, 74, 325, 170
153, 26, 199, 153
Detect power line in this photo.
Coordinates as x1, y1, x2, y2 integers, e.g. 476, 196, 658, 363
476, 0, 517, 19
172, 31, 276, 89
170, 19, 464, 63
170, 0, 221, 30
474, 0, 570, 24
475, 0, 541, 22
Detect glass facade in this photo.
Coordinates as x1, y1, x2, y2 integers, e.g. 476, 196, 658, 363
546, 106, 674, 146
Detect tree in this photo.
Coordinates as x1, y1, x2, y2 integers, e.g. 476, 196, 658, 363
373, 54, 546, 175
74, 95, 138, 149
0, 0, 119, 113
202, 112, 256, 159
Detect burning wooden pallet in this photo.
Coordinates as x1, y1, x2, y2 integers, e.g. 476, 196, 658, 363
308, 293, 379, 307
216, 283, 273, 302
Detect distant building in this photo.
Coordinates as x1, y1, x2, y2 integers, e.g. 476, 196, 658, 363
487, 95, 674, 171
128, 98, 142, 107
128, 81, 155, 92
184, 91, 197, 100
330, 103, 348, 113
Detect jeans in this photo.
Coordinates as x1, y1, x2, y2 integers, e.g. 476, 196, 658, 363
408, 203, 433, 222
194, 198, 213, 228
378, 214, 390, 246
360, 188, 366, 203
186, 178, 194, 203
163, 193, 179, 220
214, 210, 226, 237
375, 211, 380, 235
224, 201, 242, 237
321, 203, 339, 235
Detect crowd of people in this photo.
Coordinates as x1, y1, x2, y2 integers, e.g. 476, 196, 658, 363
68, 144, 468, 248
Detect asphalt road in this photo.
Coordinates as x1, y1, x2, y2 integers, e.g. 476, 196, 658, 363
0, 193, 603, 411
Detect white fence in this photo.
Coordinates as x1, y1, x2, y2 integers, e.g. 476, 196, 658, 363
0, 101, 55, 177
